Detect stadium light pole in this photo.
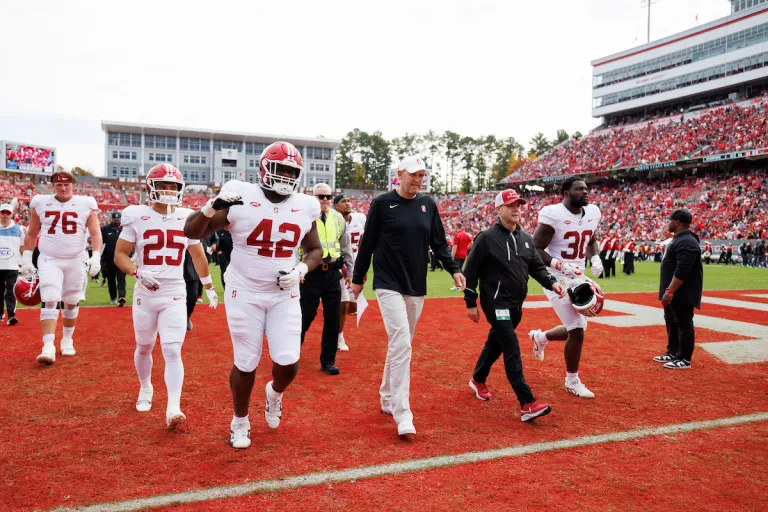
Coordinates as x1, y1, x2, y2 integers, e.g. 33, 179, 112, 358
641, 0, 660, 43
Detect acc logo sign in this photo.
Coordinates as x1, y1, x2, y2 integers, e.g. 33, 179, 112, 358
0, 248, 13, 260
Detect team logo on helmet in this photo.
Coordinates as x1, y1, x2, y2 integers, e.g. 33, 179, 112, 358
258, 141, 304, 195
145, 164, 185, 206
14, 272, 41, 307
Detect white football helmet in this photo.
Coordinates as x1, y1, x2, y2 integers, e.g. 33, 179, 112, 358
567, 277, 604, 317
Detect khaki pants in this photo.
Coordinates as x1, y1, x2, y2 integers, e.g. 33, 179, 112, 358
375, 289, 424, 427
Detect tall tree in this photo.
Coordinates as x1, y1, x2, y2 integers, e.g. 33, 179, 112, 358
572, 130, 583, 139
441, 131, 462, 193
529, 132, 551, 157
335, 129, 360, 188
553, 129, 570, 146
491, 137, 525, 183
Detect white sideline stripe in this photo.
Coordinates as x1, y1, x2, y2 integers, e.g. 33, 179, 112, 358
744, 293, 768, 299
702, 296, 768, 311
49, 412, 768, 512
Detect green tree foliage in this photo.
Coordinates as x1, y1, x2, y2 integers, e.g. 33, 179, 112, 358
529, 132, 551, 156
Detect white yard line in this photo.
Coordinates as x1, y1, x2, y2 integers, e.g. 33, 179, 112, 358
50, 412, 768, 512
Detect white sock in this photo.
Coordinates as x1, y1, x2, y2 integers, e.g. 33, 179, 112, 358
232, 414, 249, 427
537, 331, 549, 343
566, 372, 579, 384
63, 326, 75, 340
134, 343, 155, 384
161, 343, 184, 410
267, 381, 283, 400
42, 333, 55, 347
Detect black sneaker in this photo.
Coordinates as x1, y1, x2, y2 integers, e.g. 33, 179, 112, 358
118, 297, 126, 307
7, 316, 17, 326
653, 353, 675, 363
663, 358, 691, 369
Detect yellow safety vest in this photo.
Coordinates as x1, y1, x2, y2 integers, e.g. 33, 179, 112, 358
316, 211, 341, 259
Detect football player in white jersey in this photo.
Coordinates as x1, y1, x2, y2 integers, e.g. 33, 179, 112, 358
184, 141, 323, 450
20, 171, 103, 364
333, 193, 366, 351
114, 164, 218, 429
530, 177, 604, 398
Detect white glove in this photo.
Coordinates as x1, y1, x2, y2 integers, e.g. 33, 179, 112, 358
550, 258, 583, 278
88, 251, 101, 278
132, 268, 161, 292
20, 250, 35, 277
205, 286, 219, 309
277, 262, 308, 290
201, 190, 244, 218
590, 255, 604, 277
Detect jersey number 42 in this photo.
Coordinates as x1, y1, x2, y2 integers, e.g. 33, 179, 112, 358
246, 219, 301, 258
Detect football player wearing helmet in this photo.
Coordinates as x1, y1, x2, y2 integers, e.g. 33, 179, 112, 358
184, 141, 323, 449
21, 170, 103, 365
530, 177, 603, 399
114, 164, 218, 429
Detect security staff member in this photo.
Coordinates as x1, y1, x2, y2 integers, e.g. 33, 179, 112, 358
0, 203, 23, 325
300, 183, 354, 375
463, 190, 563, 421
183, 248, 201, 331
209, 228, 233, 290
100, 210, 127, 306
352, 155, 465, 438
654, 209, 703, 370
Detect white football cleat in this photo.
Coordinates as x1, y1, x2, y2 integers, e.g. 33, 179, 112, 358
166, 409, 186, 429
397, 422, 416, 437
529, 329, 546, 361
337, 333, 349, 352
264, 381, 282, 429
230, 423, 251, 449
565, 378, 595, 398
136, 388, 153, 412
36, 344, 56, 365
60, 338, 76, 356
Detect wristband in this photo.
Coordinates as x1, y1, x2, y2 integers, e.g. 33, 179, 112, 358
22, 250, 33, 265
665, 288, 674, 295
200, 275, 213, 285
549, 257, 564, 271
132, 268, 139, 278
91, 251, 101, 259
201, 199, 216, 218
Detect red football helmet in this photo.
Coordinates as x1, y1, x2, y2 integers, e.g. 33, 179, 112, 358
146, 164, 184, 206
259, 141, 303, 195
567, 277, 604, 317
15, 272, 41, 307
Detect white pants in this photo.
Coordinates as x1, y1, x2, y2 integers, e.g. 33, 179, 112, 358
38, 253, 88, 304
375, 289, 424, 427
225, 288, 301, 372
543, 284, 588, 331
133, 284, 188, 345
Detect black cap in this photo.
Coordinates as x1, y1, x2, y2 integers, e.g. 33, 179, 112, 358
669, 209, 692, 224
333, 194, 346, 205
111, 211, 122, 220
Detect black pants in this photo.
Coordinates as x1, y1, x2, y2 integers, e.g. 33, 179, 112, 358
664, 303, 695, 361
300, 267, 342, 367
623, 252, 634, 274
598, 251, 608, 278
0, 269, 18, 318
455, 258, 465, 273
101, 264, 126, 301
185, 279, 199, 320
606, 257, 616, 277
472, 302, 535, 406
430, 253, 442, 271
218, 254, 230, 290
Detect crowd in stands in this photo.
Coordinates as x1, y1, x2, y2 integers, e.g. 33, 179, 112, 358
512, 101, 768, 181
75, 182, 122, 204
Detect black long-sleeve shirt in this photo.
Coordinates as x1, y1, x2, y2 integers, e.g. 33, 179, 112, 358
100, 224, 122, 266
659, 230, 703, 308
353, 190, 460, 296
463, 221, 556, 308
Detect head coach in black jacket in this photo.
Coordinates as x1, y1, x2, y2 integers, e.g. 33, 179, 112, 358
655, 209, 703, 370
463, 189, 564, 422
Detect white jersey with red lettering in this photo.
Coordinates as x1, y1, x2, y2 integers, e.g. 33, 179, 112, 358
222, 180, 321, 293
538, 203, 602, 278
118, 205, 200, 286
346, 212, 366, 259
31, 195, 98, 259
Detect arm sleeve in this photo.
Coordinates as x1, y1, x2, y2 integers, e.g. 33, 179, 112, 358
537, 206, 558, 227
431, 203, 461, 275
352, 199, 378, 285
87, 197, 99, 211
462, 232, 486, 308
118, 208, 137, 242
673, 239, 700, 280
528, 234, 557, 290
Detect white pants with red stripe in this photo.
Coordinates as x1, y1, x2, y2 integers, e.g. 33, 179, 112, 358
375, 289, 424, 428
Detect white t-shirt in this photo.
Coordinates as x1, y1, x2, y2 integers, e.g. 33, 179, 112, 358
31, 195, 99, 259
538, 203, 601, 276
223, 181, 321, 293
346, 212, 366, 260
119, 205, 199, 286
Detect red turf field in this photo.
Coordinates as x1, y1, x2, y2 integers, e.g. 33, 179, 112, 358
1, 291, 767, 511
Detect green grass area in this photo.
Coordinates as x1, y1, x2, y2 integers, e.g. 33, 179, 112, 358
27, 260, 768, 308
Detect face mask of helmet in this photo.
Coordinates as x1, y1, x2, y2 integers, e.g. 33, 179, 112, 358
262, 161, 301, 195
567, 278, 604, 317
149, 181, 183, 206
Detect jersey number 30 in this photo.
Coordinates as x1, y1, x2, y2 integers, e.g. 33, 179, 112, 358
144, 229, 185, 266
247, 219, 301, 258
561, 230, 593, 260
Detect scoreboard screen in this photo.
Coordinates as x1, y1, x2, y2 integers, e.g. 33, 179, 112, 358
5, 143, 56, 173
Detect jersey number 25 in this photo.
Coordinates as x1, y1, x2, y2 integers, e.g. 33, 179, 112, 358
143, 229, 185, 266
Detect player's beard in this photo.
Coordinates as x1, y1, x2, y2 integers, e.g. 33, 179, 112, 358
573, 195, 589, 208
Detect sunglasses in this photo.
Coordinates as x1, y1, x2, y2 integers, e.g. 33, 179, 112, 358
316, 194, 333, 200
